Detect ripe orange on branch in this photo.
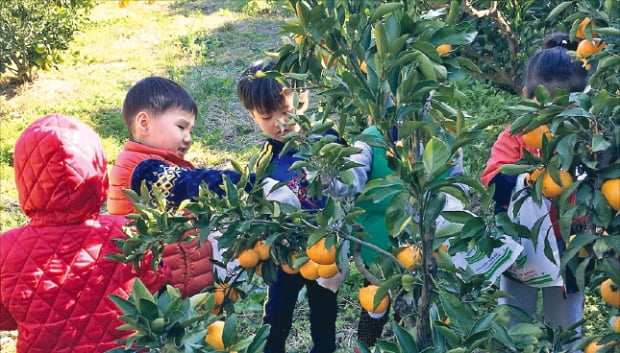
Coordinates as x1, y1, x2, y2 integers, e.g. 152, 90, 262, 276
306, 238, 337, 265
522, 124, 552, 150
435, 44, 452, 57
576, 38, 608, 69
299, 259, 320, 280
576, 17, 597, 39
601, 178, 620, 211
541, 170, 573, 198
317, 263, 339, 278
397, 245, 422, 270
526, 165, 545, 186
253, 240, 271, 260
601, 279, 620, 308
214, 283, 238, 305
281, 252, 300, 274
359, 285, 389, 314
205, 320, 226, 350
237, 249, 260, 268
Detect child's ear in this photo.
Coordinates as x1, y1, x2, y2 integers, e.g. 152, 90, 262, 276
135, 111, 150, 136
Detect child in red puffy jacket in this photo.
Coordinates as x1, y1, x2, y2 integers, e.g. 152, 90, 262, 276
0, 114, 169, 353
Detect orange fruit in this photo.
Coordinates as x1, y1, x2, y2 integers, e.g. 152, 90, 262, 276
253, 240, 271, 261
436, 44, 452, 57
433, 243, 448, 258
237, 249, 260, 268
299, 259, 320, 280
205, 320, 226, 350
522, 125, 552, 150
576, 18, 597, 39
526, 165, 545, 186
360, 60, 367, 74
294, 34, 303, 44
214, 283, 238, 305
541, 170, 573, 198
444, 317, 451, 324
601, 178, 620, 211
613, 316, 620, 333
317, 263, 339, 278
601, 279, 620, 307
577, 38, 607, 58
306, 238, 337, 265
396, 245, 422, 270
359, 285, 389, 314
281, 252, 300, 274
584, 340, 605, 353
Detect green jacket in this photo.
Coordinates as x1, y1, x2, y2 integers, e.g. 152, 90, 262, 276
356, 126, 398, 263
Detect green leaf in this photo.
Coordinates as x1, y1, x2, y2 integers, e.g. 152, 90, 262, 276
498, 164, 530, 176
592, 133, 612, 152
435, 325, 460, 347
415, 52, 436, 81
369, 3, 404, 23
460, 217, 485, 240
246, 325, 270, 353
423, 138, 450, 177
556, 134, 576, 171
441, 210, 474, 224
137, 298, 160, 321
374, 22, 389, 58
439, 290, 475, 331
109, 294, 138, 317
545, 2, 572, 21
429, 23, 478, 45
392, 323, 419, 353
132, 278, 155, 305
601, 257, 620, 286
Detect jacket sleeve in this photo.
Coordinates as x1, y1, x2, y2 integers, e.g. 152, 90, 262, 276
480, 126, 527, 213
480, 126, 525, 187
132, 159, 245, 206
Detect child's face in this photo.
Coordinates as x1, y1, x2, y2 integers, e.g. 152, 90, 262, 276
249, 94, 301, 140
133, 107, 195, 158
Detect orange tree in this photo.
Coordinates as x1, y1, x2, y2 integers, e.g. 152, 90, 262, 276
268, 1, 555, 351
497, 2, 620, 352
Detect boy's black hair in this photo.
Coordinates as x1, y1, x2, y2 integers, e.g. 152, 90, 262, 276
523, 32, 588, 98
122, 76, 198, 135
236, 60, 286, 114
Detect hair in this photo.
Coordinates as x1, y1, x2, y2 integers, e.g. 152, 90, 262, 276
122, 76, 197, 136
522, 32, 588, 99
236, 60, 288, 114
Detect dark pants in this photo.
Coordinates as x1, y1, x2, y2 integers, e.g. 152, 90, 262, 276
263, 268, 337, 353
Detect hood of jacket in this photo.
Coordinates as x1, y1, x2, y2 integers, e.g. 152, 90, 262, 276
14, 114, 108, 225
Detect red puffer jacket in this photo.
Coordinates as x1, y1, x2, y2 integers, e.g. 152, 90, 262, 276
0, 114, 169, 353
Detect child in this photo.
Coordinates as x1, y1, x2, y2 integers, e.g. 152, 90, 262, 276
107, 76, 245, 297
0, 114, 169, 353
480, 33, 588, 349
349, 125, 465, 350
237, 60, 358, 353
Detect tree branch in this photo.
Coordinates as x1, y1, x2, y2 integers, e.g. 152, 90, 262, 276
463, 0, 521, 92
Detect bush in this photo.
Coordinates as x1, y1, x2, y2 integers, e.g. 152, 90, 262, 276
0, 0, 93, 83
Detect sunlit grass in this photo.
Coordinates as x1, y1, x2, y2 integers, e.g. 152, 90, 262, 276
0, 0, 283, 233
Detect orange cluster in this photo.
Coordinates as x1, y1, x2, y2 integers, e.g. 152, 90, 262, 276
298, 238, 339, 280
